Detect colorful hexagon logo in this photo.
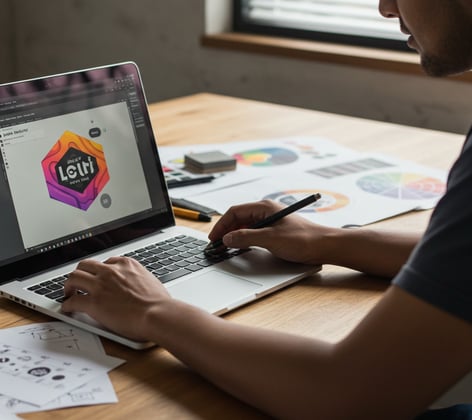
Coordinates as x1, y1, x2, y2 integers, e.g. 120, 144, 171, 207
41, 131, 110, 210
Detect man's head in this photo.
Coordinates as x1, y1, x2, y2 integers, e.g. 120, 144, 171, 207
379, 0, 472, 77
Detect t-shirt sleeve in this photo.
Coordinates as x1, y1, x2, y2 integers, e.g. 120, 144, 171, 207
393, 132, 472, 324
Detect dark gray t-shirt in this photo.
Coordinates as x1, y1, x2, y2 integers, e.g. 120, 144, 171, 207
394, 129, 472, 323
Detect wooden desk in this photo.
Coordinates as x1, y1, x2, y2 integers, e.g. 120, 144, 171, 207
5, 93, 464, 419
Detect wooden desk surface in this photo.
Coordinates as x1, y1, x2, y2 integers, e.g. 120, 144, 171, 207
6, 93, 464, 419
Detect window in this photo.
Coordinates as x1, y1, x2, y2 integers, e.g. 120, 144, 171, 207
234, 0, 409, 51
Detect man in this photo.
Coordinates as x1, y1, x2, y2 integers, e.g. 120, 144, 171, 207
62, 1, 472, 418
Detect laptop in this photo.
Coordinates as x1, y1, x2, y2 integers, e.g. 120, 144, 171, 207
0, 62, 321, 349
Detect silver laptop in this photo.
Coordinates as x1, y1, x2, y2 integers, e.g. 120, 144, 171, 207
0, 62, 321, 349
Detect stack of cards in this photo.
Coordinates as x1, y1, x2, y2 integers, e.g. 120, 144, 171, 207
184, 151, 236, 173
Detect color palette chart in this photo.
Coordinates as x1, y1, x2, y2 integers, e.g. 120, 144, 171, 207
356, 172, 445, 200
234, 147, 299, 167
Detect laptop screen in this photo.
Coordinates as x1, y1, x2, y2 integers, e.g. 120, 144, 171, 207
0, 62, 174, 281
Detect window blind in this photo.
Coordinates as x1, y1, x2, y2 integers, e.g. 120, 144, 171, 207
241, 0, 407, 41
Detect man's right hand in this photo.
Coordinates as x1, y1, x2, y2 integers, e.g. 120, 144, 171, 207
208, 199, 335, 265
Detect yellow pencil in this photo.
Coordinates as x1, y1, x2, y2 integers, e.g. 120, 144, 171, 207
172, 206, 212, 222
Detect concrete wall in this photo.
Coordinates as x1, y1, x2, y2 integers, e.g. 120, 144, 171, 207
1, 0, 471, 134
0, 0, 14, 82
1, 0, 205, 102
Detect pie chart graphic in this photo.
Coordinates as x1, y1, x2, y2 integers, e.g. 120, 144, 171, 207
263, 189, 349, 213
234, 147, 298, 167
356, 173, 445, 199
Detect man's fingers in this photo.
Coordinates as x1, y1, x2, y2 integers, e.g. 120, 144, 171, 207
61, 293, 93, 314
209, 201, 282, 241
75, 258, 106, 273
223, 227, 274, 249
103, 256, 127, 265
208, 206, 245, 241
64, 270, 97, 297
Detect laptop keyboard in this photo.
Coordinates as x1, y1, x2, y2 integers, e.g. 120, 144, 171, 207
26, 234, 247, 303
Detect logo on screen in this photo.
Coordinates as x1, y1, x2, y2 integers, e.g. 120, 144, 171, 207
41, 131, 110, 210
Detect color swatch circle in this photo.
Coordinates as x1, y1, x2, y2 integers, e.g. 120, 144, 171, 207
356, 172, 445, 199
234, 147, 298, 167
263, 189, 349, 213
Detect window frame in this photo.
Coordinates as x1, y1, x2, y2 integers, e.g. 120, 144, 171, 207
233, 0, 412, 52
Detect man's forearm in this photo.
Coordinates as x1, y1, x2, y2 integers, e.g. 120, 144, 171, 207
145, 299, 337, 419
320, 228, 422, 278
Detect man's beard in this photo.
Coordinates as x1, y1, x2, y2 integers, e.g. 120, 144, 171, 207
420, 23, 472, 77
421, 55, 461, 77
421, 47, 472, 77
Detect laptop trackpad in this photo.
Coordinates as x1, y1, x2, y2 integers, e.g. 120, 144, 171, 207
166, 270, 263, 313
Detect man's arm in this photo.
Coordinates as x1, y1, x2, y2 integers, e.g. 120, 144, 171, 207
63, 258, 472, 419
319, 227, 420, 277
208, 200, 421, 278
146, 286, 472, 419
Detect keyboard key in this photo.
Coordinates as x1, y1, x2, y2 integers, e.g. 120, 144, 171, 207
186, 264, 204, 272
164, 249, 179, 256
159, 258, 174, 266
197, 260, 214, 267
187, 249, 202, 255
39, 280, 54, 287
175, 261, 190, 268
157, 244, 173, 251
148, 262, 164, 270
159, 269, 191, 283
178, 237, 198, 244
153, 268, 170, 276
34, 288, 51, 295
45, 290, 65, 300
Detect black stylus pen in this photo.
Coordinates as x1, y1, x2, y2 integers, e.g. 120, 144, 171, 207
204, 193, 321, 254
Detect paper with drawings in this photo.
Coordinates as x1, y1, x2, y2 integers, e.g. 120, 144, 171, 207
159, 136, 361, 198
193, 153, 447, 228
0, 376, 117, 414
364, 153, 448, 210
0, 322, 124, 411
0, 407, 20, 419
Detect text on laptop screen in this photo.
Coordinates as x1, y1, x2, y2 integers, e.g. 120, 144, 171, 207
0, 63, 173, 276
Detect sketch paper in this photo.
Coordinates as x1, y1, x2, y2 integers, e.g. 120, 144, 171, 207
0, 407, 19, 419
0, 376, 118, 414
0, 322, 124, 409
